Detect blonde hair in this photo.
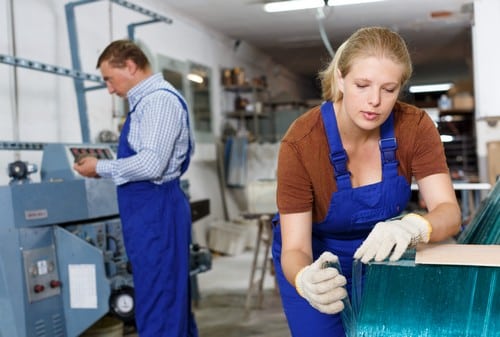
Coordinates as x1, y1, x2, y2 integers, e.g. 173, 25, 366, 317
319, 26, 412, 101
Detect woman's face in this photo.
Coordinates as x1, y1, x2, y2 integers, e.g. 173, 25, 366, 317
337, 56, 404, 131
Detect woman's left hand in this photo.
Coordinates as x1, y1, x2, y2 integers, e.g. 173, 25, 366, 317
354, 213, 432, 263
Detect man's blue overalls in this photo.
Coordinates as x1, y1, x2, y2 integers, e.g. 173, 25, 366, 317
117, 89, 198, 337
272, 101, 411, 336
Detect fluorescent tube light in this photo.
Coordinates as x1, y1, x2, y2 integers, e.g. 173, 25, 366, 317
264, 0, 386, 13
187, 73, 204, 84
440, 135, 454, 143
409, 83, 454, 94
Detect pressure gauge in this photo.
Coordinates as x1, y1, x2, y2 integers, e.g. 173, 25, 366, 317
109, 286, 135, 322
116, 293, 133, 312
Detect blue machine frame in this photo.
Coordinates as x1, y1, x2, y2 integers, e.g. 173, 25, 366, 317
0, 143, 129, 337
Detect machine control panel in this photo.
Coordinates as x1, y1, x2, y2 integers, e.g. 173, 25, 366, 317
40, 143, 117, 181
66, 145, 116, 179
23, 245, 61, 302
69, 146, 115, 162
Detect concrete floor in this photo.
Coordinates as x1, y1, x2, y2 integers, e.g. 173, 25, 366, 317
116, 250, 291, 337
194, 250, 290, 337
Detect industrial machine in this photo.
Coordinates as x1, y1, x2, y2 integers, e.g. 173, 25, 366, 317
0, 142, 211, 337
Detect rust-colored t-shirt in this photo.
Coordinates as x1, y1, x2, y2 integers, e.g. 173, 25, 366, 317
276, 101, 450, 223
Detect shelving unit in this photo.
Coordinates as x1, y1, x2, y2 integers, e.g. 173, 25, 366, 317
222, 84, 271, 143
264, 101, 308, 142
222, 85, 311, 143
437, 109, 478, 177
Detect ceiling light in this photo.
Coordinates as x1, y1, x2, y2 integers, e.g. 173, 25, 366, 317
408, 83, 454, 94
263, 0, 386, 13
187, 73, 204, 84
440, 135, 454, 143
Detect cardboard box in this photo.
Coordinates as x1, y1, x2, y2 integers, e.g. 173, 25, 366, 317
487, 141, 500, 185
452, 92, 474, 111
208, 221, 249, 256
246, 179, 277, 214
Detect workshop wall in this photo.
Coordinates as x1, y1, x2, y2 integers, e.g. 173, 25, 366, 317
0, 0, 312, 224
471, 0, 500, 184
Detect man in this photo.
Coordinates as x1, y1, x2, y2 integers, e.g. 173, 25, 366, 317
74, 39, 198, 337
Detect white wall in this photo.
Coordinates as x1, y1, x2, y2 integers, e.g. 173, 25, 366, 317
0, 0, 311, 229
3, 0, 495, 232
472, 0, 500, 183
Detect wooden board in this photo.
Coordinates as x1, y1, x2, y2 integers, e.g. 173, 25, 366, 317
415, 243, 500, 267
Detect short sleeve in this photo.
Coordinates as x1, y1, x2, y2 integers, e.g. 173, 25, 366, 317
410, 111, 450, 180
276, 140, 314, 214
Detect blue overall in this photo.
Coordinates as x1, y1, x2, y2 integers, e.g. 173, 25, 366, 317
117, 89, 198, 337
272, 101, 411, 336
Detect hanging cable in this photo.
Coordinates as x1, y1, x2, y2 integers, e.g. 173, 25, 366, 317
316, 6, 335, 58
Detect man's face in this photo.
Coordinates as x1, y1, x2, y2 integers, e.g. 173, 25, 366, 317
99, 60, 135, 98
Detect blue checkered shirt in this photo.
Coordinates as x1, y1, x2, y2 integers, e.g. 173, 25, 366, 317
96, 73, 194, 186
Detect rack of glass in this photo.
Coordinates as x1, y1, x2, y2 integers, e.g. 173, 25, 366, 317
458, 178, 500, 244
346, 254, 499, 337
339, 180, 500, 336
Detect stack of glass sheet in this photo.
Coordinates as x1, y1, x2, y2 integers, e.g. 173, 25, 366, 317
458, 179, 500, 244
349, 256, 499, 337
339, 180, 500, 336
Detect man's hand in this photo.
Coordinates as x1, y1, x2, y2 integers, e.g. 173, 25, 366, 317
295, 251, 347, 314
73, 156, 100, 178
354, 213, 432, 263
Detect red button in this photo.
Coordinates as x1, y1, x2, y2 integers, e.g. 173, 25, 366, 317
34, 284, 45, 293
50, 280, 62, 288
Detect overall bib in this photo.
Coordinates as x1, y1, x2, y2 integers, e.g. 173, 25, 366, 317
117, 89, 198, 337
272, 101, 411, 336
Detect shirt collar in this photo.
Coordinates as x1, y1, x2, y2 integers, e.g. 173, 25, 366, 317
127, 73, 164, 112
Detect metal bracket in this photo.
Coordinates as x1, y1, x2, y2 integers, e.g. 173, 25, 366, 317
65, 0, 172, 142
0, 54, 103, 83
0, 141, 46, 151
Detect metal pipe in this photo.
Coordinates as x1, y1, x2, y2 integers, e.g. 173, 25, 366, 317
6, 0, 20, 160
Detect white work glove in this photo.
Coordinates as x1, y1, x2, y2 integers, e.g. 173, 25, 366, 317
354, 213, 432, 264
294, 251, 347, 314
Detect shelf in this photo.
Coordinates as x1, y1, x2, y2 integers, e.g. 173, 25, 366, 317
439, 110, 474, 118
222, 80, 272, 143
225, 111, 270, 119
223, 84, 267, 93
437, 110, 478, 176
264, 101, 308, 109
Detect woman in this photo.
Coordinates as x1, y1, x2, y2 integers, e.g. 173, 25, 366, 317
271, 26, 461, 336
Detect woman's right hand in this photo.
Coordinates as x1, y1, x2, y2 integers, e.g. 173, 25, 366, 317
294, 251, 347, 314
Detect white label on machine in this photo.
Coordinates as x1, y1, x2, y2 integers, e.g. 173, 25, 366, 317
36, 260, 48, 275
68, 264, 97, 308
25, 209, 48, 220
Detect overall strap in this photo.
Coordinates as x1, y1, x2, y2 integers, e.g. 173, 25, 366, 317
321, 101, 352, 190
379, 112, 399, 178
117, 111, 134, 159
158, 88, 192, 175
118, 92, 155, 159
